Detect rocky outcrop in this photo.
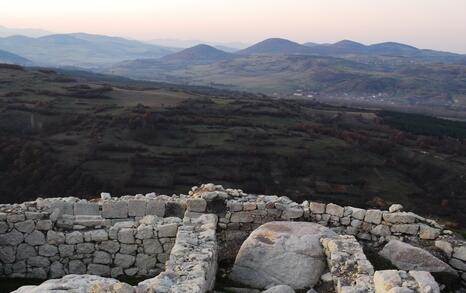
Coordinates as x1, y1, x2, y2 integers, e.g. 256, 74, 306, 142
230, 221, 336, 290
379, 240, 457, 276
373, 270, 440, 293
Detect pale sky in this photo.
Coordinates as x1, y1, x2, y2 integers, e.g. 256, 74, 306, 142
2, 0, 466, 53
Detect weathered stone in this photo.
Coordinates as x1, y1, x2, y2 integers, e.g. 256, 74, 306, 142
379, 240, 457, 276
389, 204, 403, 213
282, 207, 304, 219
50, 261, 65, 278
115, 253, 136, 268
128, 199, 147, 217
136, 253, 156, 270
102, 201, 128, 218
374, 270, 402, 293
94, 251, 112, 264
16, 243, 37, 260
348, 207, 366, 220
86, 229, 108, 242
28, 267, 47, 279
99, 240, 120, 254
227, 201, 243, 212
409, 271, 440, 293
14, 274, 121, 292
0, 230, 24, 246
76, 242, 95, 254
7, 213, 25, 223
391, 224, 419, 235
74, 202, 100, 215
418, 224, 440, 240
449, 258, 466, 271
146, 199, 165, 217
118, 228, 135, 244
158, 223, 178, 237
88, 263, 111, 276
58, 244, 75, 257
101, 192, 111, 200
28, 256, 50, 267
66, 231, 83, 244
364, 209, 382, 224
143, 238, 163, 255
230, 221, 336, 290
243, 202, 257, 211
25, 230, 45, 245
326, 203, 344, 217
383, 212, 416, 224
434, 240, 453, 257
0, 245, 16, 263
36, 219, 52, 230
309, 202, 326, 214
120, 244, 137, 255
38, 244, 58, 256
230, 212, 254, 223
371, 224, 391, 237
136, 224, 154, 239
14, 220, 35, 233
187, 198, 207, 212
0, 221, 8, 233
453, 246, 466, 262
68, 260, 86, 274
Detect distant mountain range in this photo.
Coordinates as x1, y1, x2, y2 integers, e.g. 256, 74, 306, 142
0, 33, 177, 68
0, 49, 31, 65
148, 39, 250, 52
0, 25, 52, 38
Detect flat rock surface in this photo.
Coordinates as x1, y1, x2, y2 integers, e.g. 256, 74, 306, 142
379, 240, 457, 276
230, 221, 336, 290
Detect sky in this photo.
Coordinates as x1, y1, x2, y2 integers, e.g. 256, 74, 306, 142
1, 0, 466, 53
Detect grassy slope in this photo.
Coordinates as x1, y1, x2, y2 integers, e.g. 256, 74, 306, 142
0, 66, 465, 227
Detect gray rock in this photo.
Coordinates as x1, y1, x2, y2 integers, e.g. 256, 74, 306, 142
86, 229, 108, 242
47, 230, 65, 244
434, 240, 453, 257
409, 271, 440, 293
263, 285, 295, 293
379, 240, 457, 276
364, 209, 382, 224
371, 224, 391, 237
58, 244, 75, 257
146, 199, 165, 217
391, 224, 419, 235
453, 246, 466, 262
136, 253, 156, 270
326, 203, 344, 217
128, 199, 147, 217
16, 243, 37, 260
418, 224, 440, 240
118, 228, 135, 244
0, 245, 16, 263
7, 213, 25, 223
94, 251, 112, 264
76, 243, 95, 254
50, 261, 65, 278
68, 260, 86, 274
36, 220, 52, 230
0, 221, 8, 233
143, 238, 163, 255
14, 220, 35, 233
101, 192, 112, 200
28, 267, 47, 279
115, 253, 135, 268
389, 204, 403, 213
99, 240, 120, 254
38, 244, 58, 256
28, 256, 50, 268
383, 212, 416, 224
0, 230, 24, 245
158, 223, 178, 237
102, 201, 128, 218
25, 230, 45, 245
230, 221, 336, 290
88, 263, 111, 276
374, 270, 402, 293
186, 198, 207, 212
230, 212, 254, 223
120, 244, 137, 255
74, 202, 100, 215
136, 224, 154, 239
65, 231, 83, 244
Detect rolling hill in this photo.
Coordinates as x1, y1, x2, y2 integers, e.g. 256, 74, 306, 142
160, 44, 236, 65
0, 33, 176, 67
238, 38, 312, 55
0, 49, 31, 65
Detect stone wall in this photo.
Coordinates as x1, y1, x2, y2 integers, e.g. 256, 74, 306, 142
0, 194, 186, 279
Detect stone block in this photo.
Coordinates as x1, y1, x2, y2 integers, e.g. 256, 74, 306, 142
115, 253, 135, 268
146, 199, 165, 217
76, 243, 95, 254
86, 229, 108, 242
128, 199, 147, 217
69, 260, 86, 274
38, 244, 58, 257
102, 201, 128, 219
36, 220, 53, 230
418, 224, 440, 240
16, 243, 37, 260
14, 220, 35, 233
7, 213, 25, 223
58, 244, 75, 257
391, 224, 419, 235
74, 202, 100, 215
120, 244, 137, 255
25, 230, 45, 245
187, 198, 207, 212
28, 256, 50, 268
47, 230, 65, 244
326, 203, 344, 217
118, 228, 135, 244
383, 212, 416, 224
136, 224, 154, 240
66, 231, 83, 244
230, 211, 254, 223
434, 240, 453, 257
374, 270, 402, 293
453, 246, 466, 262
0, 230, 24, 246
99, 240, 120, 254
94, 251, 112, 264
136, 253, 156, 270
158, 223, 178, 237
310, 202, 326, 214
0, 246, 16, 263
364, 209, 382, 224
87, 264, 111, 276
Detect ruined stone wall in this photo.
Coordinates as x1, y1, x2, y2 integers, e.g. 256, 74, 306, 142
0, 194, 187, 279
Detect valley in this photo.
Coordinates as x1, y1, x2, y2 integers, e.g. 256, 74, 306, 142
1, 65, 465, 228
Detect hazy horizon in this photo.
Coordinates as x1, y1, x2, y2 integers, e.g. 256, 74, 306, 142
1, 0, 466, 53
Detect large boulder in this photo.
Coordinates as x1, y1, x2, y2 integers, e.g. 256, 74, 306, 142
230, 221, 336, 290
379, 240, 457, 277
12, 274, 134, 293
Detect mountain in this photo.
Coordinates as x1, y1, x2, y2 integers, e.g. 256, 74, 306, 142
368, 42, 420, 55
0, 49, 31, 65
0, 33, 176, 68
0, 25, 52, 37
161, 44, 236, 65
149, 38, 249, 51
238, 38, 313, 55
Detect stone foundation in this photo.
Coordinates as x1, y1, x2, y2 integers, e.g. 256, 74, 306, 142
2, 183, 465, 292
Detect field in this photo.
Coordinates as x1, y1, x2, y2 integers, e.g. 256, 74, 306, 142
0, 65, 465, 227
